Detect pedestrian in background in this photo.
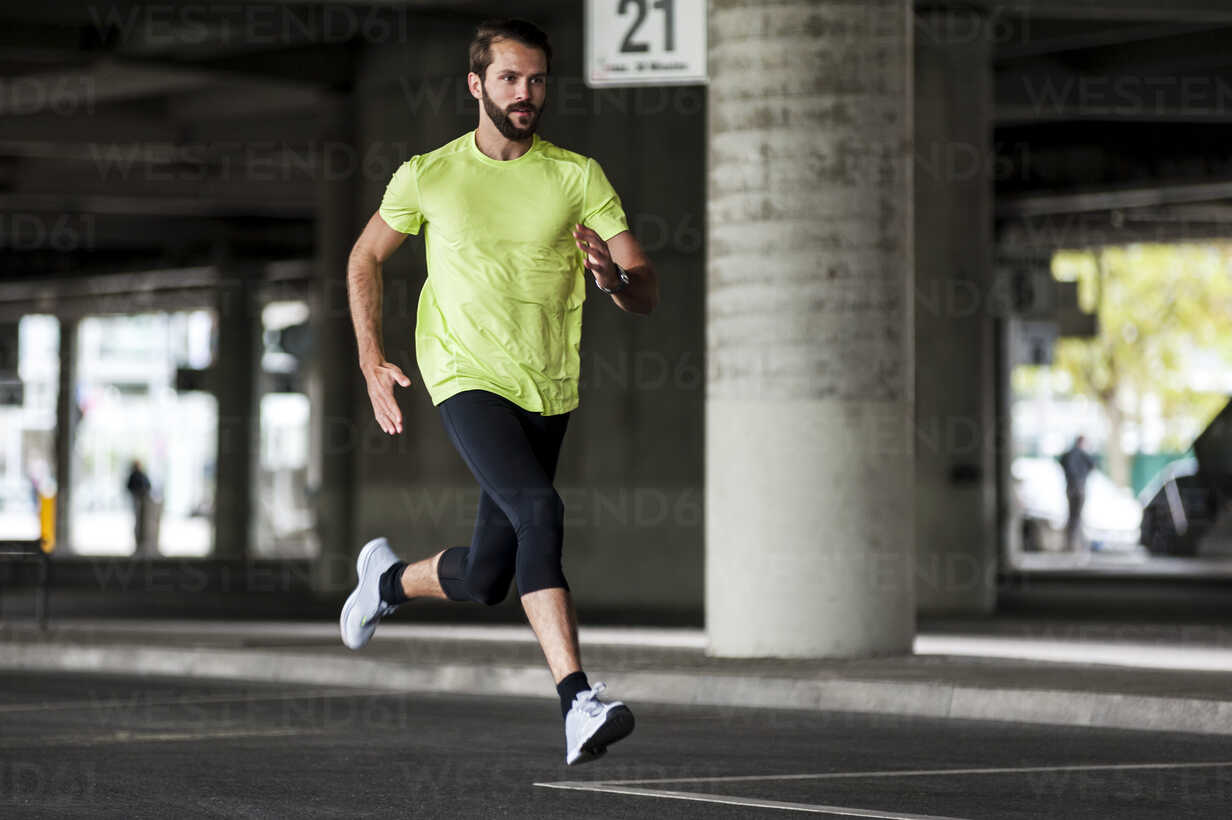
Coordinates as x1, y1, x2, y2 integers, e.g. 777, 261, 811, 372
1059, 436, 1096, 551
125, 460, 152, 554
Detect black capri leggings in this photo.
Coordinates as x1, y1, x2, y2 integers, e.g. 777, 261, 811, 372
435, 389, 571, 605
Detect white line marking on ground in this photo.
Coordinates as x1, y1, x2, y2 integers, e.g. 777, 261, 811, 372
535, 782, 969, 819
538, 760, 1232, 816
0, 686, 397, 715
575, 759, 1232, 786
0, 727, 327, 749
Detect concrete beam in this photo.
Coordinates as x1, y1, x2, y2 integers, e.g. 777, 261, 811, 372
994, 60, 1232, 125
995, 20, 1215, 61
990, 0, 1232, 23
0, 260, 314, 318
999, 23, 1232, 73
0, 57, 211, 110
996, 104, 1232, 125
997, 179, 1232, 217
0, 112, 181, 146
167, 83, 330, 120
997, 212, 1232, 253
0, 211, 312, 252
0, 192, 314, 220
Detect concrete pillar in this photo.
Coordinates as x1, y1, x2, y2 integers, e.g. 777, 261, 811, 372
53, 317, 77, 554
913, 8, 997, 614
705, 0, 915, 657
309, 97, 359, 594
213, 271, 258, 560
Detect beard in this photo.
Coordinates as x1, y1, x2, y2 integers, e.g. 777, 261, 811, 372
481, 81, 541, 140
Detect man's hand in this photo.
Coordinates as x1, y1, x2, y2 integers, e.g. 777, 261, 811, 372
363, 360, 412, 435
572, 224, 660, 315
572, 223, 621, 289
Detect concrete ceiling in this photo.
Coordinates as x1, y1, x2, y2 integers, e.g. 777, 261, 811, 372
1, 0, 1230, 278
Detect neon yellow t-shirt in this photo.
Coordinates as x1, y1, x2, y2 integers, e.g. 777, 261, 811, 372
378, 130, 629, 415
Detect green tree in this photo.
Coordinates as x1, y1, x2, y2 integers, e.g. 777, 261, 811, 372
1049, 243, 1232, 486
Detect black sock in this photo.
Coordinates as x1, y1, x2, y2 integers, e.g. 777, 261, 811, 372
378, 561, 409, 605
556, 670, 590, 719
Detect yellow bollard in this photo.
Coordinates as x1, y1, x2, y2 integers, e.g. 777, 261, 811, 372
39, 493, 55, 553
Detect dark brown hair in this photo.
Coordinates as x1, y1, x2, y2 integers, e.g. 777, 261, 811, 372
469, 18, 552, 82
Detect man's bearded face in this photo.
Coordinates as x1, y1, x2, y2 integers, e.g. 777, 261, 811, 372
481, 78, 542, 140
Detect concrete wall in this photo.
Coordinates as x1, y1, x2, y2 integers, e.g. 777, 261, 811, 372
347, 12, 706, 621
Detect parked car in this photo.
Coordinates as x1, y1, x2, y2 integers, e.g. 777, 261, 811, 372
1012, 457, 1143, 552
1137, 457, 1220, 557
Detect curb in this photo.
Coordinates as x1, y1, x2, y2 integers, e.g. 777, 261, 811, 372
4, 640, 1232, 738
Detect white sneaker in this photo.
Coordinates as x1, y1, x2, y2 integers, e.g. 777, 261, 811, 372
339, 537, 401, 650
564, 682, 635, 765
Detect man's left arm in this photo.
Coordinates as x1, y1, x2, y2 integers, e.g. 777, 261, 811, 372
572, 224, 659, 316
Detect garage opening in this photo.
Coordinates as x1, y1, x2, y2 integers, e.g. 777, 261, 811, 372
1008, 242, 1232, 572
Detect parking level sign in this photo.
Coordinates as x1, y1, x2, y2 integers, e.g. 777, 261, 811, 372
586, 0, 707, 87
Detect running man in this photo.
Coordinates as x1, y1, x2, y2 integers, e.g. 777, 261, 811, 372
339, 18, 658, 766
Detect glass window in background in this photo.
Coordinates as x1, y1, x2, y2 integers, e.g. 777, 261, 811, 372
255, 300, 316, 558
0, 315, 59, 542
70, 310, 217, 556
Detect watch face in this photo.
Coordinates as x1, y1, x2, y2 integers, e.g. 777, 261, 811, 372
598, 271, 627, 294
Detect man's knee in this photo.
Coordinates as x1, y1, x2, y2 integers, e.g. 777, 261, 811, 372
465, 572, 512, 606
519, 489, 564, 533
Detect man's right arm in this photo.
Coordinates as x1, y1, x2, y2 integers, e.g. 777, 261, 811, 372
348, 210, 412, 435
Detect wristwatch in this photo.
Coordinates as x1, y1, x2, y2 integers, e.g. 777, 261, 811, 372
596, 264, 631, 294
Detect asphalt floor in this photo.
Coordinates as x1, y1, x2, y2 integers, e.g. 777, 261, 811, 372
3, 671, 1232, 818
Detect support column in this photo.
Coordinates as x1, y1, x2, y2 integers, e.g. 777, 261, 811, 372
705, 0, 915, 657
213, 271, 258, 560
308, 97, 359, 594
913, 8, 997, 614
53, 317, 77, 554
